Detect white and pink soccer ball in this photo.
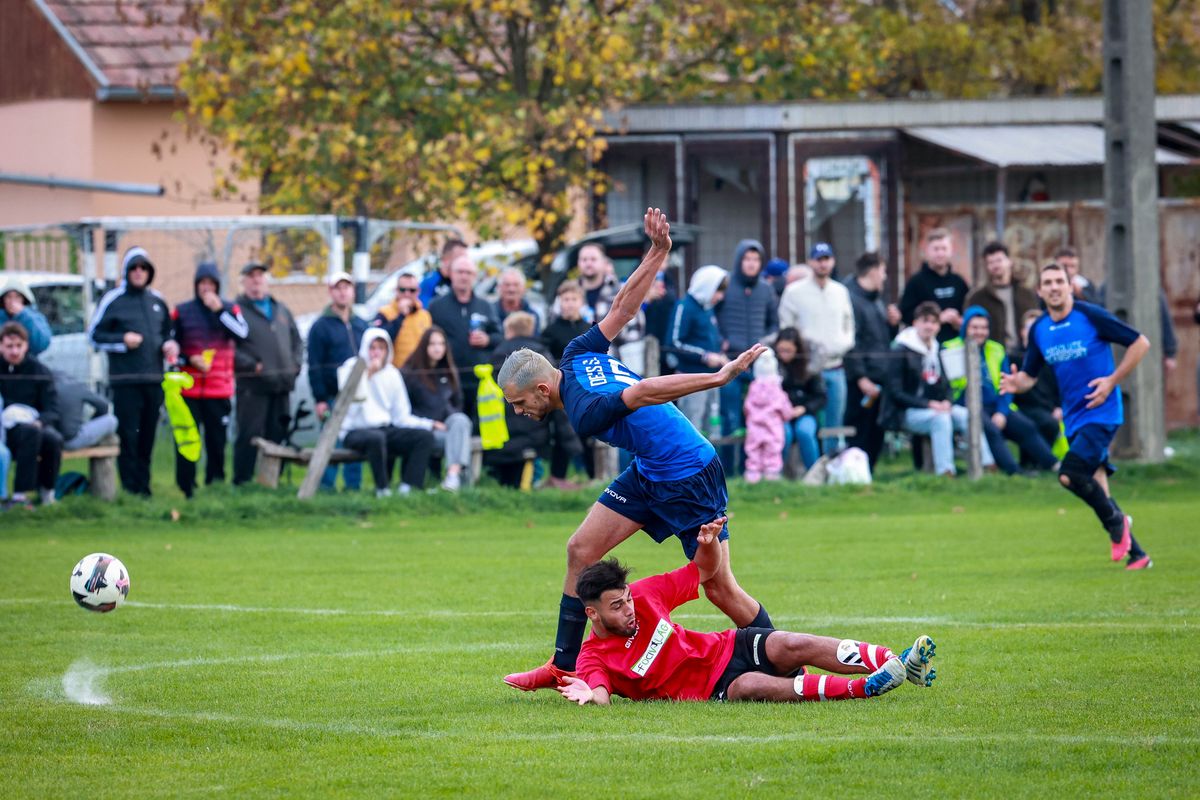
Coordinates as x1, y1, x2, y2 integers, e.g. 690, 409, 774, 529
70, 553, 130, 613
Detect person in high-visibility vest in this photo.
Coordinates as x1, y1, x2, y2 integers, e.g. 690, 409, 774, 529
943, 306, 1060, 474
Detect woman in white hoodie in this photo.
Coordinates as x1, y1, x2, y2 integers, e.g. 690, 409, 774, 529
337, 328, 436, 496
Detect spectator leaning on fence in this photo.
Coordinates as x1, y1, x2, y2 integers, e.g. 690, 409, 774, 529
715, 239, 778, 440
0, 321, 63, 506
900, 228, 970, 343
0, 282, 51, 356
844, 252, 897, 469
308, 270, 368, 492
669, 265, 729, 434
337, 328, 435, 498
402, 325, 473, 492
87, 247, 179, 497
232, 263, 303, 486
373, 271, 432, 368
778, 243, 855, 454
171, 262, 249, 499
429, 254, 501, 421
966, 241, 1038, 353
52, 371, 117, 451
882, 301, 993, 477
773, 327, 826, 472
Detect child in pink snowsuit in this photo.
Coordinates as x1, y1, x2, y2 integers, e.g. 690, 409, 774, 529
743, 349, 793, 483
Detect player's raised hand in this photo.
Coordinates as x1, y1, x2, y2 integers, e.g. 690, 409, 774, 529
556, 676, 595, 705
644, 207, 672, 252
696, 516, 728, 546
999, 363, 1024, 395
717, 343, 767, 385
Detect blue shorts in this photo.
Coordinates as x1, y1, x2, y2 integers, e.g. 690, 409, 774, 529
1067, 423, 1120, 475
596, 455, 730, 559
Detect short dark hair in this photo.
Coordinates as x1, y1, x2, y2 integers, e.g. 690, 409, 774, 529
441, 238, 467, 257
982, 241, 1008, 258
1041, 262, 1069, 276
576, 558, 631, 604
1053, 246, 1077, 260
0, 321, 28, 342
854, 251, 883, 276
913, 301, 942, 322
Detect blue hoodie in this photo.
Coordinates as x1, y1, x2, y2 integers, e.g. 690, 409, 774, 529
669, 266, 727, 373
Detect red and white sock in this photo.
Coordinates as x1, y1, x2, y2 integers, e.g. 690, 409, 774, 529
836, 639, 896, 672
794, 673, 868, 701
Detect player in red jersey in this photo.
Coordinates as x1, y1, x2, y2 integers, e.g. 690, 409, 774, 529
558, 518, 938, 705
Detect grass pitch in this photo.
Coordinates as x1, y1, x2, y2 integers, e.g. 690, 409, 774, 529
3, 439, 1199, 798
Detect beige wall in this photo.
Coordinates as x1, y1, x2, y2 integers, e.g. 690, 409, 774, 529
0, 99, 94, 225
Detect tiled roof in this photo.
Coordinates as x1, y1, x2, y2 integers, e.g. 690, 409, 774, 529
38, 0, 198, 97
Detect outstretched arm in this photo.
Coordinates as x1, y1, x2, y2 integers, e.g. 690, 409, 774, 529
598, 208, 672, 341
557, 677, 612, 706
999, 364, 1036, 396
621, 343, 766, 410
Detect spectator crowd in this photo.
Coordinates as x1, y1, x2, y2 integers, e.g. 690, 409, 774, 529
0, 230, 1188, 507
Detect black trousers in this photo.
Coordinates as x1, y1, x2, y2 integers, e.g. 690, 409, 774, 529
343, 425, 435, 490
233, 388, 290, 485
175, 397, 232, 497
112, 382, 163, 496
7, 422, 63, 493
845, 382, 885, 468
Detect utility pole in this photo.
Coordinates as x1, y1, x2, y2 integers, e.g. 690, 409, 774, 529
1103, 0, 1165, 462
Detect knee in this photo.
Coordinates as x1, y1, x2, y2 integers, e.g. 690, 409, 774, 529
566, 532, 604, 571
1058, 473, 1071, 488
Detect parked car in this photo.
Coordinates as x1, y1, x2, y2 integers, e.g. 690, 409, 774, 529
0, 271, 93, 384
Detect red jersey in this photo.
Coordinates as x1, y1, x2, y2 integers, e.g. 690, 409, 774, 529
574, 563, 736, 701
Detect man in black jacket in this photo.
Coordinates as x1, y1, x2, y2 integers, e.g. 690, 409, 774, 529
87, 247, 179, 496
899, 228, 970, 343
232, 263, 303, 485
487, 312, 550, 488
845, 252, 899, 468
715, 239, 778, 443
429, 254, 501, 420
0, 322, 62, 505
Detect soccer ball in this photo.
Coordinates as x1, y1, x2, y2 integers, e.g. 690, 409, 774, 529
70, 553, 130, 613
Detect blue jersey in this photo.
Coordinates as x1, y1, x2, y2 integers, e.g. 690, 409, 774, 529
1022, 301, 1140, 438
560, 326, 716, 482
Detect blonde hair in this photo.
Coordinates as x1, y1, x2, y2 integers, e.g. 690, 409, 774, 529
497, 347, 555, 390
504, 311, 536, 338
925, 227, 951, 244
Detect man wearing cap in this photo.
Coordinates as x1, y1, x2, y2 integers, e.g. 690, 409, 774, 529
763, 258, 790, 302
87, 246, 179, 496
779, 243, 856, 453
232, 263, 303, 485
307, 271, 368, 490
0, 283, 52, 356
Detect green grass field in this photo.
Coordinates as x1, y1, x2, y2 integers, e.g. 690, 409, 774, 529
4, 437, 1199, 798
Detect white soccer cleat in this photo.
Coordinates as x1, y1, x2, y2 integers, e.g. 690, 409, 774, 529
900, 635, 937, 688
863, 657, 907, 697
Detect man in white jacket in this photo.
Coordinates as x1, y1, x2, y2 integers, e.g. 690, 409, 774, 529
338, 328, 436, 497
777, 243, 855, 453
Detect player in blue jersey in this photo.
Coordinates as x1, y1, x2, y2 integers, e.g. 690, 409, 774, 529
497, 208, 773, 691
1001, 262, 1152, 570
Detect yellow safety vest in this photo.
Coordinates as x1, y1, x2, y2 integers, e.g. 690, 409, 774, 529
474, 363, 510, 450
162, 371, 201, 462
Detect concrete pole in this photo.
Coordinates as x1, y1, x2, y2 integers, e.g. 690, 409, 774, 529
351, 216, 370, 305
965, 340, 984, 480
1103, 0, 1165, 462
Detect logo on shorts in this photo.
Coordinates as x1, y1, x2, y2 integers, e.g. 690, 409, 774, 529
631, 619, 673, 676
604, 487, 626, 504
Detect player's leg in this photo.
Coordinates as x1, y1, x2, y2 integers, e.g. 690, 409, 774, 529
765, 630, 935, 686
1093, 468, 1150, 569
504, 500, 644, 691
701, 539, 770, 628
1057, 424, 1148, 566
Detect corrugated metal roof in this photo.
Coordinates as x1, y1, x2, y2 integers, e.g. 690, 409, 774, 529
904, 125, 1190, 167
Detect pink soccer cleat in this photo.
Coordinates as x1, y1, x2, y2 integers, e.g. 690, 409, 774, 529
1125, 555, 1152, 571
1111, 515, 1132, 562
503, 659, 575, 692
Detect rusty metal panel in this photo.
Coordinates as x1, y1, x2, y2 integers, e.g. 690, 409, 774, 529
1160, 202, 1200, 428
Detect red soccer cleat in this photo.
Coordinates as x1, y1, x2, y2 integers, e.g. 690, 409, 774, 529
1111, 515, 1132, 562
1125, 555, 1153, 571
503, 659, 575, 692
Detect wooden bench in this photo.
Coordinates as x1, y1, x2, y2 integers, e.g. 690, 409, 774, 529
62, 444, 119, 501
253, 436, 488, 490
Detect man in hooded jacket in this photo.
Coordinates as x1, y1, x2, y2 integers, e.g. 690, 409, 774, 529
87, 247, 179, 496
715, 239, 778, 447
669, 265, 729, 433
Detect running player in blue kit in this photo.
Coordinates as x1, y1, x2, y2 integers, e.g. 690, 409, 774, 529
497, 208, 772, 691
1001, 262, 1153, 570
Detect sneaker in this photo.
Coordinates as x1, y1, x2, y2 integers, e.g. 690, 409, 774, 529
375, 488, 393, 499
40, 489, 58, 506
899, 635, 937, 687
863, 657, 907, 698
440, 472, 461, 492
1125, 555, 1152, 571
502, 659, 575, 692
397, 483, 412, 496
1111, 516, 1132, 562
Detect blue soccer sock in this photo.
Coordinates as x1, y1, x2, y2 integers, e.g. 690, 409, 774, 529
552, 594, 588, 671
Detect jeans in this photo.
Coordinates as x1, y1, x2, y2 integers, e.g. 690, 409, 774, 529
8, 422, 63, 493
63, 414, 119, 451
783, 414, 821, 469
903, 406, 994, 476
432, 412, 473, 469
676, 387, 719, 435
0, 442, 10, 499
820, 367, 847, 454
